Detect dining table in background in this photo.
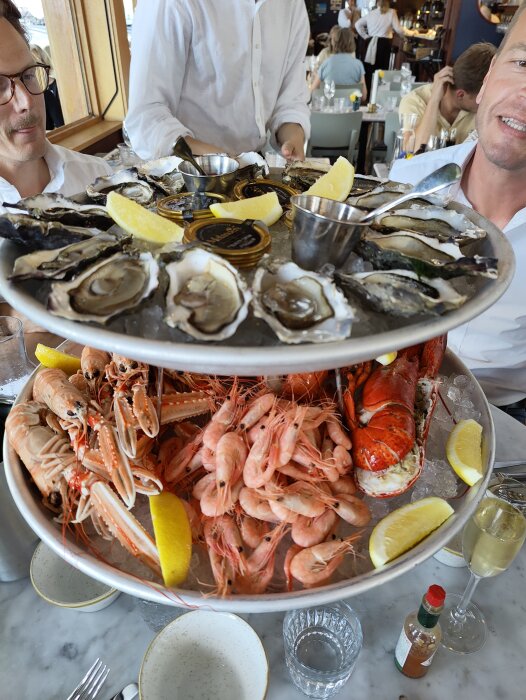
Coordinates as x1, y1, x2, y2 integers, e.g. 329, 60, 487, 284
2, 406, 526, 698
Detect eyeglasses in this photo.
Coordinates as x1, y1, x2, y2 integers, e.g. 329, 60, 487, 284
0, 64, 50, 106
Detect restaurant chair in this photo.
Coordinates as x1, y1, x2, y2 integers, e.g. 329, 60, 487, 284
383, 111, 401, 165
307, 111, 364, 163
376, 91, 402, 110
389, 82, 402, 91
378, 69, 403, 82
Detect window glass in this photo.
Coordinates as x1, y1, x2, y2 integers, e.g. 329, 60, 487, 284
15, 1, 92, 130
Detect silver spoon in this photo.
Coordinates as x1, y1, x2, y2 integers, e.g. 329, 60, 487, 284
172, 136, 207, 176
359, 162, 462, 223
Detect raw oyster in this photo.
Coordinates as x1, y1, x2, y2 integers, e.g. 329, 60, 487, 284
3, 193, 111, 229
48, 251, 159, 323
10, 232, 130, 280
357, 230, 498, 279
164, 247, 251, 340
349, 175, 383, 196
86, 168, 154, 205
373, 206, 486, 242
336, 268, 466, 317
347, 183, 439, 210
0, 214, 98, 250
252, 257, 354, 344
137, 157, 184, 195
282, 160, 331, 191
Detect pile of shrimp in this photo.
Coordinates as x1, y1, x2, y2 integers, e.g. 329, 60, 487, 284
163, 373, 371, 595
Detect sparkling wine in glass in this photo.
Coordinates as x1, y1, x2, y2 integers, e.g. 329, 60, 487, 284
441, 497, 526, 654
324, 80, 336, 105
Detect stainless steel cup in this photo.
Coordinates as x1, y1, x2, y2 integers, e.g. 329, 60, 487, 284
178, 155, 239, 194
290, 195, 369, 271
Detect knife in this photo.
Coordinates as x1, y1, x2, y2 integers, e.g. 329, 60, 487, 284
110, 682, 138, 700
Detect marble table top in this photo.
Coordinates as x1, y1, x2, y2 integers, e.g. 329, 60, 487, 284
2, 406, 526, 699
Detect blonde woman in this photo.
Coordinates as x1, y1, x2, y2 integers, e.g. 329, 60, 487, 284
355, 0, 406, 92
311, 27, 367, 101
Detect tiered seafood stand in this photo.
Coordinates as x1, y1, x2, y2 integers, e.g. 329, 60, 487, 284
0, 171, 516, 614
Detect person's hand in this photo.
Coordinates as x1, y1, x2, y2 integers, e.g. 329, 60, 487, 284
430, 66, 454, 103
277, 123, 305, 162
281, 139, 304, 162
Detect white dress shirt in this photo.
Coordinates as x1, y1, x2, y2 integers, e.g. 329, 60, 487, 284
390, 142, 526, 406
338, 8, 351, 28
125, 0, 311, 159
0, 142, 112, 214
355, 8, 404, 39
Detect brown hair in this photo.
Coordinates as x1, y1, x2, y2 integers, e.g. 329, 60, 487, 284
0, 0, 28, 43
496, 1, 526, 54
453, 42, 496, 94
331, 26, 356, 55
378, 0, 390, 14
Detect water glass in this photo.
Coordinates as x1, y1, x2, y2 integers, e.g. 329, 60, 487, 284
334, 97, 346, 112
312, 95, 327, 112
283, 602, 363, 699
0, 317, 35, 404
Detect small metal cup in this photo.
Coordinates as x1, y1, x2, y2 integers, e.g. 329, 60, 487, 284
290, 195, 368, 271
178, 155, 239, 194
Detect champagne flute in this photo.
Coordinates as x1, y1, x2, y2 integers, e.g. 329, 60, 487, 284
323, 79, 335, 106
441, 497, 526, 654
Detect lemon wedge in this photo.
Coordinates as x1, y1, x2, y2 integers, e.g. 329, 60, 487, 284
149, 492, 192, 587
106, 191, 184, 244
304, 156, 355, 201
369, 497, 454, 568
446, 419, 484, 486
375, 351, 397, 366
209, 191, 283, 226
35, 343, 81, 375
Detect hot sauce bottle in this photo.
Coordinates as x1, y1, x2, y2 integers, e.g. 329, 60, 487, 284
394, 584, 446, 678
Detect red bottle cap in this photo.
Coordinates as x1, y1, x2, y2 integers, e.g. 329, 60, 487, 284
425, 584, 446, 607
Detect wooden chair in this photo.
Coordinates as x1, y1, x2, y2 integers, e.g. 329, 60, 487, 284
307, 111, 364, 163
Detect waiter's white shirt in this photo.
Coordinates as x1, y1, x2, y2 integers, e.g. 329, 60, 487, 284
355, 8, 403, 39
125, 0, 311, 159
338, 8, 351, 28
390, 141, 526, 406
0, 141, 112, 214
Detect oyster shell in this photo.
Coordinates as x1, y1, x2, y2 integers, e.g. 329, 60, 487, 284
86, 168, 154, 205
336, 268, 466, 317
48, 251, 159, 323
282, 160, 331, 191
137, 157, 184, 195
3, 193, 111, 229
358, 230, 498, 279
10, 232, 130, 280
373, 205, 486, 242
0, 214, 98, 250
164, 247, 251, 340
252, 257, 354, 344
347, 183, 439, 211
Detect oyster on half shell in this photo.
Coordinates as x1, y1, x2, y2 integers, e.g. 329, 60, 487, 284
282, 160, 331, 191
3, 193, 111, 229
164, 247, 251, 340
347, 183, 441, 211
336, 268, 467, 317
373, 205, 486, 242
86, 168, 154, 205
10, 232, 130, 281
137, 156, 184, 195
48, 251, 159, 323
0, 214, 98, 250
252, 257, 354, 344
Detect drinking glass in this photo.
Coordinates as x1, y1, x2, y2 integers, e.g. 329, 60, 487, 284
334, 97, 346, 112
0, 316, 35, 405
441, 496, 526, 654
283, 602, 362, 698
323, 79, 336, 104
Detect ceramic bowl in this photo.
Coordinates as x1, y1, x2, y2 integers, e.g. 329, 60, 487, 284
30, 542, 120, 612
139, 610, 268, 699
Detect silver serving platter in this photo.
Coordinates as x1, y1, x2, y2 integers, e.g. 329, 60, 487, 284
0, 200, 515, 375
3, 347, 495, 613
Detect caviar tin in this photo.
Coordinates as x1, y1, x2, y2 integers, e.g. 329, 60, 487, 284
232, 179, 299, 208
183, 218, 271, 268
157, 192, 227, 222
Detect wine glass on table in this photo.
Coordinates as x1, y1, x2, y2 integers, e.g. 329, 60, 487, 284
441, 496, 526, 654
323, 79, 335, 107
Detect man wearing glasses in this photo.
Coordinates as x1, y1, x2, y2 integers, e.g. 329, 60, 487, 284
0, 1, 111, 211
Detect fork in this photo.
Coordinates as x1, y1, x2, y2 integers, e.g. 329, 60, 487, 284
65, 658, 110, 700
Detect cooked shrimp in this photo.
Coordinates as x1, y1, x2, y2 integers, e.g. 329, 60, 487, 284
238, 487, 280, 523
289, 534, 362, 587
81, 347, 110, 388
326, 418, 352, 450
284, 543, 303, 591
332, 494, 371, 527
238, 393, 276, 430
291, 509, 338, 548
278, 405, 309, 467
262, 480, 328, 518
238, 514, 270, 549
243, 408, 281, 488
329, 476, 357, 496
215, 432, 247, 513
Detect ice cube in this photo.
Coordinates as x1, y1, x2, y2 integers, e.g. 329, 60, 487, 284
447, 385, 461, 403
453, 374, 470, 390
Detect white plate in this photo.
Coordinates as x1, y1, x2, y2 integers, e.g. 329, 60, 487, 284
138, 611, 268, 700
30, 541, 120, 611
3, 347, 495, 613
0, 201, 514, 374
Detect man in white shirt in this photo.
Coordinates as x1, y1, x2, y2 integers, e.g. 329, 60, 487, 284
390, 4, 526, 420
125, 0, 311, 162
0, 3, 112, 214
